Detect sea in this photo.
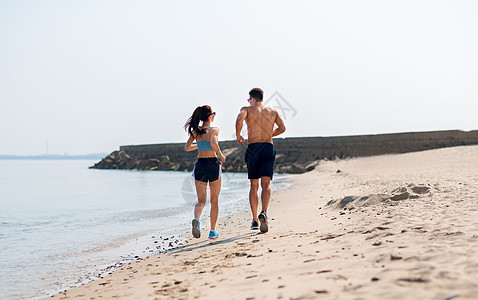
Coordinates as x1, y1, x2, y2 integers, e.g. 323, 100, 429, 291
0, 160, 290, 299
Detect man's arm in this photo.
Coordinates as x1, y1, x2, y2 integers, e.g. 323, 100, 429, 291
272, 112, 286, 137
235, 107, 248, 144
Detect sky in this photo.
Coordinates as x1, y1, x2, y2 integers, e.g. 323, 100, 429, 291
1, 0, 477, 155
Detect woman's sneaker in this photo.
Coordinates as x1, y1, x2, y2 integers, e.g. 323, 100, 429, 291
192, 218, 200, 238
208, 230, 219, 239
258, 211, 269, 233
251, 220, 259, 230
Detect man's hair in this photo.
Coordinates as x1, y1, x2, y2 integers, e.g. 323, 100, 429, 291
249, 88, 264, 101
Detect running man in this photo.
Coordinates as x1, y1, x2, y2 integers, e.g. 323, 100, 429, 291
235, 88, 286, 233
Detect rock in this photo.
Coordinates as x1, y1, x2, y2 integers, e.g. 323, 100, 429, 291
391, 254, 403, 260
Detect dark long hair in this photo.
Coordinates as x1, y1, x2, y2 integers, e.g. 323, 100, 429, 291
184, 105, 213, 136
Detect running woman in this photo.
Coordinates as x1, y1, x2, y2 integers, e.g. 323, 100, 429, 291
184, 105, 226, 239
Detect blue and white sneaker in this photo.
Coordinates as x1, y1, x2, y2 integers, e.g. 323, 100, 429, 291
192, 218, 200, 238
208, 230, 219, 239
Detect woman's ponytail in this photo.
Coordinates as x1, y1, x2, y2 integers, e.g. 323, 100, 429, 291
184, 105, 212, 136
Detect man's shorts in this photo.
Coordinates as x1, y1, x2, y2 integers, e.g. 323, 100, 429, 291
245, 143, 276, 180
193, 158, 222, 182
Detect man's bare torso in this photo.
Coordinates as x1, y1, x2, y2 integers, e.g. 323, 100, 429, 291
244, 106, 277, 144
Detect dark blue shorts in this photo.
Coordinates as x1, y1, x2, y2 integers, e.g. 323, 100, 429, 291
193, 158, 221, 182
245, 143, 276, 179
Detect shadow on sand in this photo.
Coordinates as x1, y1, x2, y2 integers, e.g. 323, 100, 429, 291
168, 232, 263, 255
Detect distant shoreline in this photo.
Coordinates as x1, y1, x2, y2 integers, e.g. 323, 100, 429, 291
0, 154, 108, 160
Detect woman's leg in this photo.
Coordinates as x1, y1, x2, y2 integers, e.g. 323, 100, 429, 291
194, 180, 208, 219
208, 177, 221, 230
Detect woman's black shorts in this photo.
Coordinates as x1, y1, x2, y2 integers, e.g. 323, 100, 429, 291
193, 158, 222, 182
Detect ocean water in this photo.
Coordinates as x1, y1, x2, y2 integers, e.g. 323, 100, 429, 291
0, 160, 290, 299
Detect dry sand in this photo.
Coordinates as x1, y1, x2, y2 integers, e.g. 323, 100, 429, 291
52, 145, 478, 300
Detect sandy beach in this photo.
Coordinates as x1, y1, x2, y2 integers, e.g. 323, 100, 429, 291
52, 145, 478, 300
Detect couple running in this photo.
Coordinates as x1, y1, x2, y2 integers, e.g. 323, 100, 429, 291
184, 88, 286, 239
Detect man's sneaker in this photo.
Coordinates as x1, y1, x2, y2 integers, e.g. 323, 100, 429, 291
192, 218, 200, 238
208, 230, 219, 239
251, 220, 259, 230
258, 211, 269, 233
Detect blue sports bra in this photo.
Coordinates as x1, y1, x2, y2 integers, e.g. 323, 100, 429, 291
197, 127, 214, 151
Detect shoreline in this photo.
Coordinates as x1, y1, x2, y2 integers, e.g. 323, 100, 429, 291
52, 145, 478, 299
39, 174, 291, 299
39, 231, 190, 299
45, 175, 297, 299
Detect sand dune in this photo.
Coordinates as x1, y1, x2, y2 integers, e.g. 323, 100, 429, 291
53, 145, 478, 299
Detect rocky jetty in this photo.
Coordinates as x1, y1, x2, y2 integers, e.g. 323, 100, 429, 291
90, 130, 478, 174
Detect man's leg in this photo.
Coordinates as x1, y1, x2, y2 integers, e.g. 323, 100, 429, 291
257, 176, 272, 233
249, 179, 260, 221
260, 176, 271, 213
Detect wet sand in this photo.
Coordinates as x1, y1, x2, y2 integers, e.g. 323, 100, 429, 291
52, 145, 478, 299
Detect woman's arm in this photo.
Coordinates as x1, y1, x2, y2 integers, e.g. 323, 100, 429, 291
210, 128, 226, 163
185, 134, 197, 152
